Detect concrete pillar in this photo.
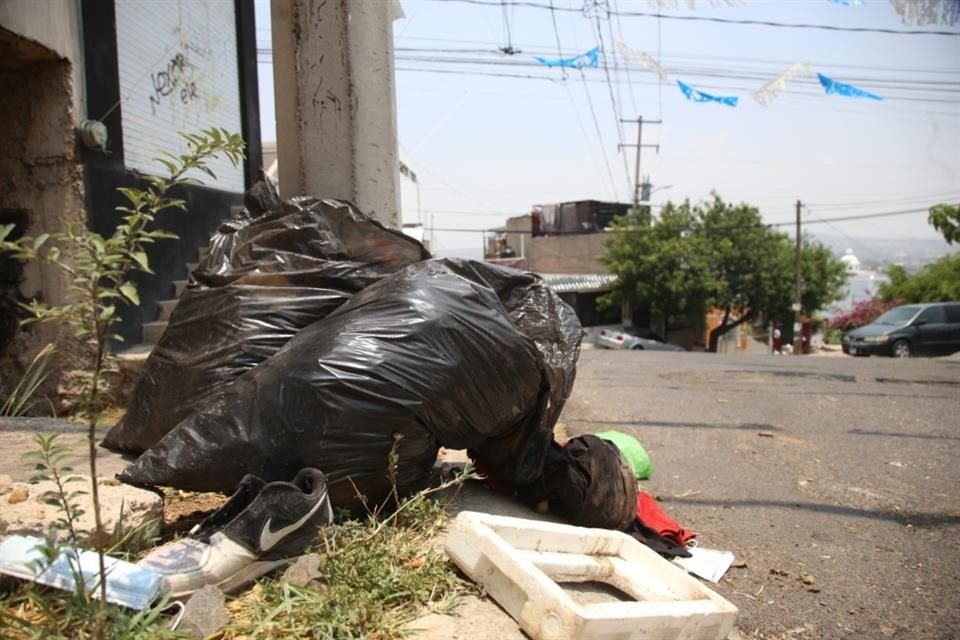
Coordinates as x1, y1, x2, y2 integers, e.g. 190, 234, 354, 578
271, 0, 401, 225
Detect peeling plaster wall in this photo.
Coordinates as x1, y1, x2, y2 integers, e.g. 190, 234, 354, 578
0, 21, 85, 393
0, 0, 85, 123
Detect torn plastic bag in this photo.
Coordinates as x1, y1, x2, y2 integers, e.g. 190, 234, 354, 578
103, 189, 429, 454
119, 259, 578, 508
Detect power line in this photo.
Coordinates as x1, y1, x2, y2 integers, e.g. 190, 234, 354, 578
592, 13, 633, 194
561, 81, 615, 202
769, 206, 931, 226
576, 67, 621, 200
385, 65, 960, 105
392, 38, 960, 76
428, 0, 960, 36
611, 0, 639, 115
807, 192, 960, 208
419, 206, 932, 234
546, 0, 567, 79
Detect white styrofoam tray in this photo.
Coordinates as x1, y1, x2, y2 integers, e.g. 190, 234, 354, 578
445, 511, 738, 640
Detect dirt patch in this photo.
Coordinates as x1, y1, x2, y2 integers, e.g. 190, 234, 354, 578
163, 491, 228, 534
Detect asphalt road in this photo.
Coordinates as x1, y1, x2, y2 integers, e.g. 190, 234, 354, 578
565, 348, 960, 639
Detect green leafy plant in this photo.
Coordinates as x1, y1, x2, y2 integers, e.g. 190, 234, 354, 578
0, 128, 244, 628
24, 433, 88, 548
1, 343, 56, 417
0, 432, 177, 639
928, 203, 960, 244
224, 466, 481, 640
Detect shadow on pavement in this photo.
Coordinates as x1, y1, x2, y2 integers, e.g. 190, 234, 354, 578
662, 497, 960, 528
848, 428, 960, 442
566, 418, 782, 432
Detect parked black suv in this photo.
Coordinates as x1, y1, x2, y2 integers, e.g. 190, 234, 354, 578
842, 302, 960, 357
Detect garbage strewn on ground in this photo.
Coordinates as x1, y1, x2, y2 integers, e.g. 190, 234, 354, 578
0, 535, 163, 609
137, 467, 333, 600
103, 182, 430, 454
444, 511, 738, 640
0, 185, 735, 633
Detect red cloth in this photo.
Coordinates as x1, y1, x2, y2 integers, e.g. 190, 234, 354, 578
471, 455, 516, 495
636, 491, 696, 546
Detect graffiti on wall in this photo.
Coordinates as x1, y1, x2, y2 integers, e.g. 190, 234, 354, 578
148, 52, 199, 115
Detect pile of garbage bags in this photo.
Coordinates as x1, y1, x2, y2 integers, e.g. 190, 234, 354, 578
106, 182, 583, 509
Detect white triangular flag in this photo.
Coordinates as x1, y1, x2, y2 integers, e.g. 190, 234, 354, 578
752, 62, 813, 106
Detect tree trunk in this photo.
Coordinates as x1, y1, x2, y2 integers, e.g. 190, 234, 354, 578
708, 308, 752, 353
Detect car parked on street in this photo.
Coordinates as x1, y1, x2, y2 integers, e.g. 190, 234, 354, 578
595, 326, 685, 352
841, 301, 960, 358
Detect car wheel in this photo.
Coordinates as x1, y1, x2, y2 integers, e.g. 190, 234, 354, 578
631, 345, 644, 351
892, 340, 912, 358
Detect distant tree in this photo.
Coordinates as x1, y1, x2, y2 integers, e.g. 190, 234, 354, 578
601, 202, 718, 332
602, 194, 848, 352
878, 253, 960, 303
928, 203, 960, 245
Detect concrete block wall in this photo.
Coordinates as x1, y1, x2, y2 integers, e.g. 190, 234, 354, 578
527, 234, 609, 275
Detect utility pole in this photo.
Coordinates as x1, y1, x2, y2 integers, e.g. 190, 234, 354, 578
619, 116, 661, 215
794, 199, 803, 355
272, 0, 402, 223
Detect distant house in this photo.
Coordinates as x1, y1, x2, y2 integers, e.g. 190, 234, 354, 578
484, 200, 630, 329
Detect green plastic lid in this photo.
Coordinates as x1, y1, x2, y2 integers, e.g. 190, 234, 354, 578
595, 430, 652, 480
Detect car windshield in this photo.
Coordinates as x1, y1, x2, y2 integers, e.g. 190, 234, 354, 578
872, 306, 921, 325
622, 327, 665, 342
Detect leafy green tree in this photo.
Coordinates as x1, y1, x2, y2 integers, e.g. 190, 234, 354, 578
602, 194, 848, 352
928, 203, 960, 245
601, 202, 718, 331
878, 253, 960, 303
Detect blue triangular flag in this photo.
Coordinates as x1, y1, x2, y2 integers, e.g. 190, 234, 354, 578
817, 73, 883, 100
534, 47, 600, 69
676, 80, 738, 107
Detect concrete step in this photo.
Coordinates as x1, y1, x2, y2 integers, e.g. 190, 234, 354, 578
142, 321, 168, 346
157, 299, 178, 322
174, 279, 189, 297
185, 262, 199, 275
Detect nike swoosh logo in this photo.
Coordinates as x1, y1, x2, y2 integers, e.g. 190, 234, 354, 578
259, 496, 330, 552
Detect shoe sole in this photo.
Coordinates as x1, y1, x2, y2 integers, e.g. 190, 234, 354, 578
167, 558, 287, 600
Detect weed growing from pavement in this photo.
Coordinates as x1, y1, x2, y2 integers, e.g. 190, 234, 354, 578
0, 344, 56, 417
0, 128, 243, 637
0, 587, 181, 640
0, 432, 174, 639
221, 468, 482, 640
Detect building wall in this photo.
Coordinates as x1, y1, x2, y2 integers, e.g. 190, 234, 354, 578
81, 0, 260, 345
0, 0, 85, 120
528, 233, 608, 275
0, 17, 87, 389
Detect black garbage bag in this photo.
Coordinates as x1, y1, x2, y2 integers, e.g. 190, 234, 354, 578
119, 259, 577, 508
433, 261, 582, 466
103, 188, 429, 454
516, 435, 638, 531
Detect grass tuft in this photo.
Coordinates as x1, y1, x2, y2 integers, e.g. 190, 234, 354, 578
219, 471, 479, 640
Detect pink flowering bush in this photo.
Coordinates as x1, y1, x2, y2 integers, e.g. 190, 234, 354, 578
827, 296, 903, 334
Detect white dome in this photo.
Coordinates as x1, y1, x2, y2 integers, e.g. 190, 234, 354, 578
840, 248, 860, 271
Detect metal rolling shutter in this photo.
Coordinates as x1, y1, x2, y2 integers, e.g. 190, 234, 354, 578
115, 0, 244, 192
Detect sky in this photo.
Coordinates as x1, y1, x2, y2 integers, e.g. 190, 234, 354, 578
255, 0, 960, 258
